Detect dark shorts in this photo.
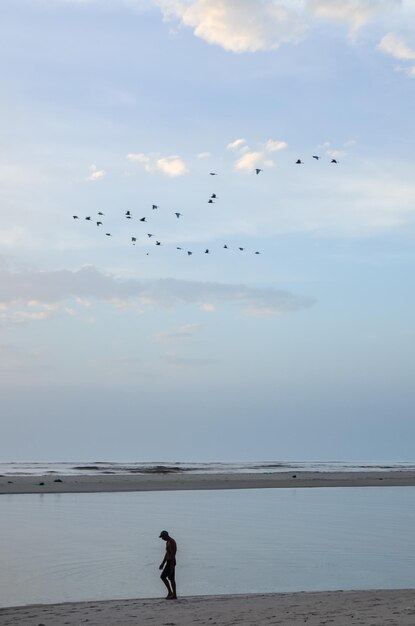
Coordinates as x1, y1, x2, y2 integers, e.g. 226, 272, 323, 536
161, 561, 175, 581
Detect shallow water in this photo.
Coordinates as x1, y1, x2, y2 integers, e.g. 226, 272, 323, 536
1, 487, 414, 607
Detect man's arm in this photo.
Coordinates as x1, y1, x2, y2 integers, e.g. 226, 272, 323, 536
159, 550, 167, 569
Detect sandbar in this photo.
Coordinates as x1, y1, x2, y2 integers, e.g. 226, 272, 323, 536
1, 470, 415, 494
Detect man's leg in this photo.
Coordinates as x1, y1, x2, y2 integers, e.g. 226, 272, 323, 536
161, 573, 173, 598
168, 578, 177, 600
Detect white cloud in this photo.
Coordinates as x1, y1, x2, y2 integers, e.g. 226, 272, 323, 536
126, 152, 150, 164
197, 151, 211, 159
230, 137, 287, 173
234, 151, 274, 173
379, 32, 415, 60
85, 164, 106, 182
127, 152, 189, 176
309, 0, 398, 38
160, 0, 307, 53
156, 155, 189, 176
378, 32, 415, 76
227, 138, 247, 151
264, 139, 288, 153
0, 263, 314, 321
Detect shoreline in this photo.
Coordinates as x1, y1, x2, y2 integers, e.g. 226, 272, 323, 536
2, 469, 415, 494
1, 589, 415, 625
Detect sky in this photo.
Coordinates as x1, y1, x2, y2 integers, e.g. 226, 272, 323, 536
1, 0, 415, 462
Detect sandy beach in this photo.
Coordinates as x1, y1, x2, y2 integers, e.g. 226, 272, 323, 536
1, 590, 415, 625
1, 470, 415, 494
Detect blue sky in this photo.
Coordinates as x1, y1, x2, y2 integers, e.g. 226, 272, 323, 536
1, 0, 415, 462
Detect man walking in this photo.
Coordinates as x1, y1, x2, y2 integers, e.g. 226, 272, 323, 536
159, 530, 177, 599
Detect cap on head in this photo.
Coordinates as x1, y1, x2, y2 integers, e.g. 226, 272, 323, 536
159, 530, 169, 538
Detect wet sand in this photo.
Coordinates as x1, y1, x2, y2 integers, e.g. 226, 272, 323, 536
1, 590, 415, 625
1, 470, 415, 494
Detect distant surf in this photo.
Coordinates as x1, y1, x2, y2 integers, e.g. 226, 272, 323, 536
0, 460, 414, 477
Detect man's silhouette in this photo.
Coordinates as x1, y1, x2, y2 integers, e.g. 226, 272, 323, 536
159, 530, 177, 599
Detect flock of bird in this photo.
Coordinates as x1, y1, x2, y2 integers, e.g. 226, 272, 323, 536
72, 158, 339, 256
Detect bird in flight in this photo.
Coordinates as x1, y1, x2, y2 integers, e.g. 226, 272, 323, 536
331, 159, 338, 164
175, 212, 182, 218
105, 233, 112, 237
211, 194, 217, 199
147, 233, 154, 238
73, 215, 79, 219
132, 237, 137, 244
255, 251, 260, 255
187, 251, 192, 255
312, 156, 320, 160
205, 249, 210, 254
156, 241, 161, 246
152, 205, 158, 210
238, 247, 244, 251
98, 211, 104, 216
176, 247, 182, 250
140, 217, 146, 222
255, 168, 262, 175
96, 221, 103, 226
85, 216, 91, 221
208, 199, 214, 204
223, 244, 228, 249
296, 159, 303, 165
209, 172, 217, 176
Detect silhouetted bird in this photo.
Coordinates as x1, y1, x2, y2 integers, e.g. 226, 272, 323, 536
238, 247, 244, 251
211, 194, 217, 199
223, 244, 228, 249
176, 247, 182, 250
208, 199, 214, 204
175, 212, 182, 218
255, 251, 260, 255
205, 249, 210, 254
152, 205, 158, 210
96, 221, 102, 226
85, 216, 91, 220
73, 216, 79, 219
331, 159, 338, 164
147, 233, 154, 238
187, 251, 192, 255
312, 156, 320, 160
98, 212, 104, 215
255, 168, 262, 175
132, 237, 137, 244
296, 159, 303, 165
156, 241, 161, 246
140, 217, 146, 222
106, 233, 111, 236
126, 211, 131, 216
209, 172, 217, 176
